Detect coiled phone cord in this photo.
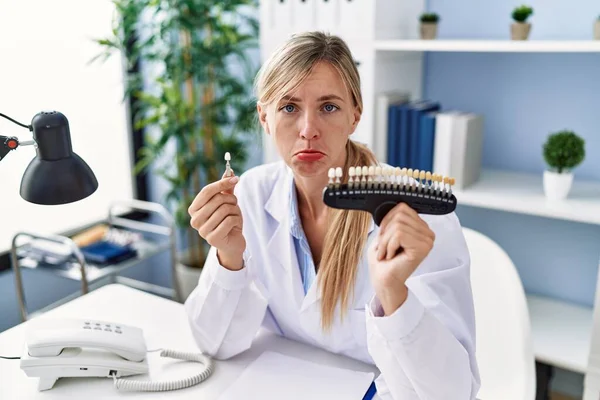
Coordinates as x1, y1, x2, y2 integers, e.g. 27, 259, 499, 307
111, 349, 214, 392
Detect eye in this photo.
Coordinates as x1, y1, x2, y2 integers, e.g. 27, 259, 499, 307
323, 103, 339, 113
281, 104, 296, 113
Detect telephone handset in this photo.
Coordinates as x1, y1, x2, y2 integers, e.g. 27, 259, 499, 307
20, 318, 214, 392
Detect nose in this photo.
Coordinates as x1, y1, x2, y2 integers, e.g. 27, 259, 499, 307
299, 111, 320, 140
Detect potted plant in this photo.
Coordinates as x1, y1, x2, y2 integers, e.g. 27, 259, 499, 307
595, 15, 600, 40
94, 0, 259, 300
420, 13, 440, 40
511, 5, 533, 40
542, 130, 585, 200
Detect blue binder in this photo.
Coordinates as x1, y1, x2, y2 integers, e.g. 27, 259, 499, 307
418, 111, 439, 172
408, 101, 440, 169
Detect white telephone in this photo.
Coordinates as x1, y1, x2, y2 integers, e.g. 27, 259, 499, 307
20, 318, 213, 392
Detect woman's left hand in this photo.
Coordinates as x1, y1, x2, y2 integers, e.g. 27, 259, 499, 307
368, 202, 436, 315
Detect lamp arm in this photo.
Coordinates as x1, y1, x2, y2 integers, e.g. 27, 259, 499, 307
0, 112, 36, 162
0, 135, 19, 162
0, 135, 36, 163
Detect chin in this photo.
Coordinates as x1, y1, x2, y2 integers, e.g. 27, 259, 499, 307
289, 158, 329, 177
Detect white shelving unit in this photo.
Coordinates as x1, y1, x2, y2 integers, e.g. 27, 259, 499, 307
453, 169, 600, 226
375, 39, 600, 53
259, 1, 600, 397
527, 295, 593, 374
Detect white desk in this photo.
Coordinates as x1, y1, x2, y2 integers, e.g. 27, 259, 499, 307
0, 284, 381, 399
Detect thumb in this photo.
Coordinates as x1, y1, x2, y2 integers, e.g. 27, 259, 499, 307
221, 169, 237, 195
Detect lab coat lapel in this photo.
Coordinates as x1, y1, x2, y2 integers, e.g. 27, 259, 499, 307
264, 165, 305, 309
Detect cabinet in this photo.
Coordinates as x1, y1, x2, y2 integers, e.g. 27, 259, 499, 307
259, 0, 600, 397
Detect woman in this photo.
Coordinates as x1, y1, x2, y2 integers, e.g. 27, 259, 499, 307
185, 31, 480, 399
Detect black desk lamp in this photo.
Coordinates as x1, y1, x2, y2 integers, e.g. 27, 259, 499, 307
0, 111, 98, 205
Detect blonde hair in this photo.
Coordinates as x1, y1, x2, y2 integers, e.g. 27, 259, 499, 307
254, 31, 377, 331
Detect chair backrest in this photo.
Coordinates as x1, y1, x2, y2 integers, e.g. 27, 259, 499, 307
463, 227, 536, 400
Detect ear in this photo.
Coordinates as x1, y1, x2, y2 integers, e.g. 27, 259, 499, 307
349, 106, 361, 135
257, 103, 270, 135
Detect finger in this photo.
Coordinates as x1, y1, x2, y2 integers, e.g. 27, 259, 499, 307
386, 227, 431, 261
379, 202, 416, 233
381, 209, 424, 236
380, 222, 432, 261
376, 239, 386, 261
197, 203, 241, 239
190, 193, 238, 230
205, 215, 243, 245
188, 174, 239, 214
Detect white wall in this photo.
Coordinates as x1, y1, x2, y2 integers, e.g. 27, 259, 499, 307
0, 0, 135, 252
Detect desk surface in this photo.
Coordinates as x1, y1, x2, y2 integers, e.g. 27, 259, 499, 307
0, 284, 381, 399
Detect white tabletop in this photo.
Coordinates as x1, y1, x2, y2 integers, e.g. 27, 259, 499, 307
0, 284, 380, 399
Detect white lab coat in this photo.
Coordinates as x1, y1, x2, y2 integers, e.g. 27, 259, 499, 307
185, 161, 481, 399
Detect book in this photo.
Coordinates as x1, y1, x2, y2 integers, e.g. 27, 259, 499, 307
417, 111, 439, 172
408, 100, 440, 169
432, 111, 484, 190
376, 91, 410, 163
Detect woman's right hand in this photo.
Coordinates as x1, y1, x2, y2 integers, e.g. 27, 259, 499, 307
188, 171, 246, 270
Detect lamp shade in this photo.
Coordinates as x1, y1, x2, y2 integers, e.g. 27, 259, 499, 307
19, 111, 98, 205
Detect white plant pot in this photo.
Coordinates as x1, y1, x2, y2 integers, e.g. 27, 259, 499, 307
543, 170, 573, 200
176, 261, 202, 302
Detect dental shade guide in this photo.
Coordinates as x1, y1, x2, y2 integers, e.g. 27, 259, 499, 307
323, 165, 458, 227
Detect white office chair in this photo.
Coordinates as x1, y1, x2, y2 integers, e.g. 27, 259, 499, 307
463, 227, 536, 400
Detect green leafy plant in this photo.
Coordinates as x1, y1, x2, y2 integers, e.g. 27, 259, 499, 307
543, 130, 585, 173
512, 5, 533, 23
93, 0, 260, 268
420, 13, 439, 23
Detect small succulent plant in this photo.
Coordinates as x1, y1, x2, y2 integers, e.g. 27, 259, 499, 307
420, 13, 439, 23
512, 5, 533, 23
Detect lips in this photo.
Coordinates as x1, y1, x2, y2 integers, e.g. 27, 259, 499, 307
295, 149, 324, 155
295, 150, 325, 161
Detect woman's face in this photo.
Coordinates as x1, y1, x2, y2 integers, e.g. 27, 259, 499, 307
257, 61, 361, 179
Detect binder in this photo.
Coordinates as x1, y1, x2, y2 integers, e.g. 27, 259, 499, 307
451, 113, 484, 190
375, 90, 409, 162
408, 100, 440, 169
432, 111, 462, 177
432, 112, 484, 189
418, 111, 439, 172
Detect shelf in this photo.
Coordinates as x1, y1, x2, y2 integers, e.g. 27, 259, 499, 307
527, 294, 593, 374
453, 169, 600, 226
374, 39, 600, 53
18, 237, 170, 283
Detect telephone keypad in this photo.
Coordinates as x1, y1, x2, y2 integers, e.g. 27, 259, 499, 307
81, 321, 123, 334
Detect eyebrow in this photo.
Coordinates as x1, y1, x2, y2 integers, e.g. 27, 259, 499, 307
281, 94, 345, 102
